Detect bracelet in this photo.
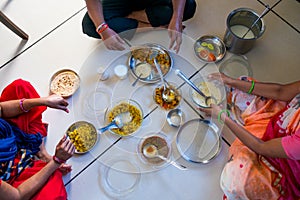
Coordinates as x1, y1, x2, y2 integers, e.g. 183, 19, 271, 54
96, 22, 109, 34
247, 80, 255, 94
218, 109, 230, 124
52, 155, 66, 164
19, 98, 29, 112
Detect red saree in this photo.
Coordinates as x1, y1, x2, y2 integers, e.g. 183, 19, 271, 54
0, 79, 67, 200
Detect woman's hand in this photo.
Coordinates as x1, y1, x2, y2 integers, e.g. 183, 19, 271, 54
198, 104, 223, 119
44, 94, 69, 113
207, 72, 232, 85
59, 163, 72, 175
54, 135, 75, 162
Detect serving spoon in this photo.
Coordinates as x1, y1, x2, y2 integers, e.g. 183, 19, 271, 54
143, 144, 187, 170
153, 59, 177, 102
175, 69, 217, 106
98, 112, 132, 133
132, 73, 143, 87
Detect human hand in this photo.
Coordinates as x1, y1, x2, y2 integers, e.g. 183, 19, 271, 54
59, 163, 72, 175
54, 135, 75, 162
207, 72, 232, 85
100, 28, 126, 51
168, 17, 183, 53
198, 104, 223, 119
44, 94, 69, 113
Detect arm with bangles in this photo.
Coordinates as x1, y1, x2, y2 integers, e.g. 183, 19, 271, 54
85, 0, 125, 50
0, 94, 70, 169
200, 73, 300, 158
209, 73, 300, 102
0, 94, 69, 118
0, 136, 75, 200
200, 104, 288, 158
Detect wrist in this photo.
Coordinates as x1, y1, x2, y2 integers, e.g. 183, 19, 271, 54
96, 22, 109, 35
218, 109, 230, 124
52, 155, 66, 165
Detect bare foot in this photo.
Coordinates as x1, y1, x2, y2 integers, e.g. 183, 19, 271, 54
36, 140, 52, 163
127, 10, 150, 24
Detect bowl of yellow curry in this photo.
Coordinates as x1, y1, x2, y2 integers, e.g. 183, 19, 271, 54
66, 121, 98, 154
104, 99, 143, 136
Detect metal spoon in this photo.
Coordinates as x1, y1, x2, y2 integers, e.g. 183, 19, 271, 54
153, 59, 177, 102
175, 69, 217, 106
241, 0, 282, 39
143, 144, 187, 170
241, 5, 270, 38
132, 73, 143, 87
98, 112, 132, 133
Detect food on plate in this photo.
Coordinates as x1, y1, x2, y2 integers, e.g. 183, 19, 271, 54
107, 102, 143, 136
50, 70, 80, 97
207, 43, 214, 50
131, 47, 171, 75
191, 81, 222, 107
198, 49, 209, 58
207, 53, 216, 62
135, 63, 152, 78
154, 85, 181, 110
131, 47, 152, 63
140, 135, 169, 165
196, 45, 216, 62
67, 122, 97, 153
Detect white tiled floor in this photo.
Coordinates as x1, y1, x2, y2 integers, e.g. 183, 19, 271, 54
0, 0, 299, 199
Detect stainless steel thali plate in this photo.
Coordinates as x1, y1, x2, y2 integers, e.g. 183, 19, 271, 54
194, 35, 226, 63
128, 43, 173, 83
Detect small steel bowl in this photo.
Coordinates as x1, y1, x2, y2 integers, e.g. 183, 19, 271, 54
167, 109, 183, 128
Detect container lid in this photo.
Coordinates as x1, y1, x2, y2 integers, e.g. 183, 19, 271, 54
102, 159, 141, 198
219, 55, 252, 79
176, 119, 221, 163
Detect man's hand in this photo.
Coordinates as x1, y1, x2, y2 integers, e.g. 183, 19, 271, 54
168, 17, 183, 53
100, 28, 126, 51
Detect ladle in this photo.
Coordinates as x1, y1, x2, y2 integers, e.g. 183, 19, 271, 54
98, 112, 132, 133
241, 0, 281, 39
175, 69, 217, 106
241, 5, 270, 38
143, 144, 187, 170
153, 59, 177, 102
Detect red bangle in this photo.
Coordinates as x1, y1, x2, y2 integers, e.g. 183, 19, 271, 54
19, 98, 29, 112
53, 155, 66, 164
96, 23, 108, 34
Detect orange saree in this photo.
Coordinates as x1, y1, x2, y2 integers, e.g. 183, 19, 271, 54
221, 87, 300, 199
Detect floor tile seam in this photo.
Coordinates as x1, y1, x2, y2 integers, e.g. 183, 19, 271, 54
256, 0, 300, 34
64, 137, 122, 186
0, 6, 87, 70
